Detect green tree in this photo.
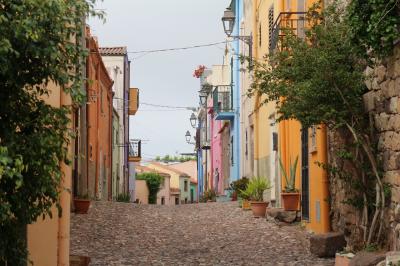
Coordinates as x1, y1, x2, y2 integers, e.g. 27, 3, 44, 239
136, 173, 164, 204
249, 2, 385, 246
0, 0, 100, 264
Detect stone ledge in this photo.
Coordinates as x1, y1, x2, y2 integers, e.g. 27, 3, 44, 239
266, 208, 297, 223
349, 251, 385, 266
310, 232, 346, 258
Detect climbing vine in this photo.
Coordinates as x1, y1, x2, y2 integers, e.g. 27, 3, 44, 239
347, 0, 400, 58
137, 173, 164, 204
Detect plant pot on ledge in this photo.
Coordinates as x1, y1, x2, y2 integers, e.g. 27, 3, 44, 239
74, 198, 91, 214
241, 177, 271, 217
251, 201, 269, 218
279, 155, 300, 211
281, 192, 300, 211
242, 199, 251, 210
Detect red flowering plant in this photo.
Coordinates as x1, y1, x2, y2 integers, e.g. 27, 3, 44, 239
193, 65, 206, 78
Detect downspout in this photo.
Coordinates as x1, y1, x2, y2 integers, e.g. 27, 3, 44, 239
95, 64, 100, 198
109, 87, 113, 200
58, 81, 72, 266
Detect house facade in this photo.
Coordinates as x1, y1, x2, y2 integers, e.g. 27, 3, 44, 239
86, 30, 113, 200
136, 165, 171, 205
112, 108, 121, 199
100, 47, 130, 196
148, 162, 190, 204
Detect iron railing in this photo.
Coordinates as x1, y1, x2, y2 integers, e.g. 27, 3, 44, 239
213, 85, 233, 114
269, 12, 307, 54
129, 139, 141, 158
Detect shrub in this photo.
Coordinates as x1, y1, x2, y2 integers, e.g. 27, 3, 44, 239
116, 193, 131, 203
199, 189, 217, 202
136, 172, 164, 204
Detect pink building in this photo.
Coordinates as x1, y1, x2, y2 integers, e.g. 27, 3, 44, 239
209, 101, 224, 195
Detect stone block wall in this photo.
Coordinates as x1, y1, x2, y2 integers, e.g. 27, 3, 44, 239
364, 44, 400, 250
328, 44, 400, 250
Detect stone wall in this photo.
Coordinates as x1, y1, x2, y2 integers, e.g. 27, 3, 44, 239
328, 44, 400, 250
328, 128, 364, 250
364, 44, 400, 250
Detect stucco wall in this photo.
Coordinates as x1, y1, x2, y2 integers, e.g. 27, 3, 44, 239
135, 180, 149, 204
101, 55, 126, 195
157, 176, 171, 205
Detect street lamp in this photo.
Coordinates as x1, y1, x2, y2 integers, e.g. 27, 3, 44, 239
221, 6, 253, 66
221, 8, 235, 37
185, 130, 192, 143
199, 90, 207, 106
190, 113, 197, 128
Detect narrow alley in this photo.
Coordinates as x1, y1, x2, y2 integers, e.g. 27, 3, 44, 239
71, 202, 334, 265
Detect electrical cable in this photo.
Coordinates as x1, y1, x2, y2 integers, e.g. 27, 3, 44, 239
127, 41, 231, 54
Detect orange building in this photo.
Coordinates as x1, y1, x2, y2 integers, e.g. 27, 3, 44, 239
86, 28, 113, 200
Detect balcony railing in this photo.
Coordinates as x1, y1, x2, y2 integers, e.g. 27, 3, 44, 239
128, 139, 141, 162
213, 85, 234, 120
270, 12, 307, 54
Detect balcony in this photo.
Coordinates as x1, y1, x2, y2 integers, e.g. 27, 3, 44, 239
270, 12, 307, 54
212, 85, 234, 120
129, 88, 139, 115
128, 139, 141, 162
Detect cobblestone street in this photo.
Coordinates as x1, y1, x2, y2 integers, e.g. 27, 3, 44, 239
71, 202, 334, 265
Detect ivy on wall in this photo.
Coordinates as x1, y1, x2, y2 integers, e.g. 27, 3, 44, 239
348, 0, 400, 58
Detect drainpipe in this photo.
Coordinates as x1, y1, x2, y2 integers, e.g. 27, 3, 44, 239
109, 88, 113, 200
58, 85, 72, 266
95, 64, 100, 198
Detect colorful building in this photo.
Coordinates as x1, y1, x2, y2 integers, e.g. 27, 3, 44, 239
148, 162, 191, 204
136, 165, 171, 205
100, 47, 131, 196
112, 108, 121, 199
248, 0, 330, 233
86, 30, 113, 200
168, 160, 198, 202
27, 81, 74, 265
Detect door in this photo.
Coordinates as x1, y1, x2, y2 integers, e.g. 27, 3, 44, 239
301, 128, 310, 220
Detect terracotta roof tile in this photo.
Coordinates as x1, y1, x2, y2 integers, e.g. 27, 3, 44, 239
136, 165, 170, 177
148, 162, 190, 177
99, 47, 127, 56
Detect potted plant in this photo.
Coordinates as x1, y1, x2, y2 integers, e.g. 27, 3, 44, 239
279, 156, 300, 211
240, 189, 252, 210
74, 193, 91, 214
230, 178, 249, 205
242, 177, 271, 218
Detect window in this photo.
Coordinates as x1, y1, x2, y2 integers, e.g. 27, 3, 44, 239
184, 180, 188, 192
230, 136, 234, 165
161, 197, 165, 205
273, 132, 278, 151
310, 126, 317, 153
259, 23, 262, 47
245, 130, 248, 158
268, 5, 274, 49
89, 144, 93, 160
175, 197, 179, 205
100, 87, 104, 113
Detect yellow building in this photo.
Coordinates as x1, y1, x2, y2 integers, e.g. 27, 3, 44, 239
27, 82, 73, 265
251, 0, 330, 233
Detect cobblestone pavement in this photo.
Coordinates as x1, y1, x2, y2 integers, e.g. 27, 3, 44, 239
71, 201, 334, 266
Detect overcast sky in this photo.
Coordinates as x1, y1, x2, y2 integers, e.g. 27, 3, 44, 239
89, 0, 230, 161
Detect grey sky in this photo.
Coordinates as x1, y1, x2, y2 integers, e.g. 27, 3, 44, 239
89, 0, 230, 161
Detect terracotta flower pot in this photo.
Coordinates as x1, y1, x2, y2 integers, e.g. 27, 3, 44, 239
242, 199, 251, 210
250, 201, 269, 218
281, 192, 300, 211
74, 199, 90, 214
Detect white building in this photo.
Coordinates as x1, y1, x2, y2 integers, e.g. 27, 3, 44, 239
100, 47, 130, 196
